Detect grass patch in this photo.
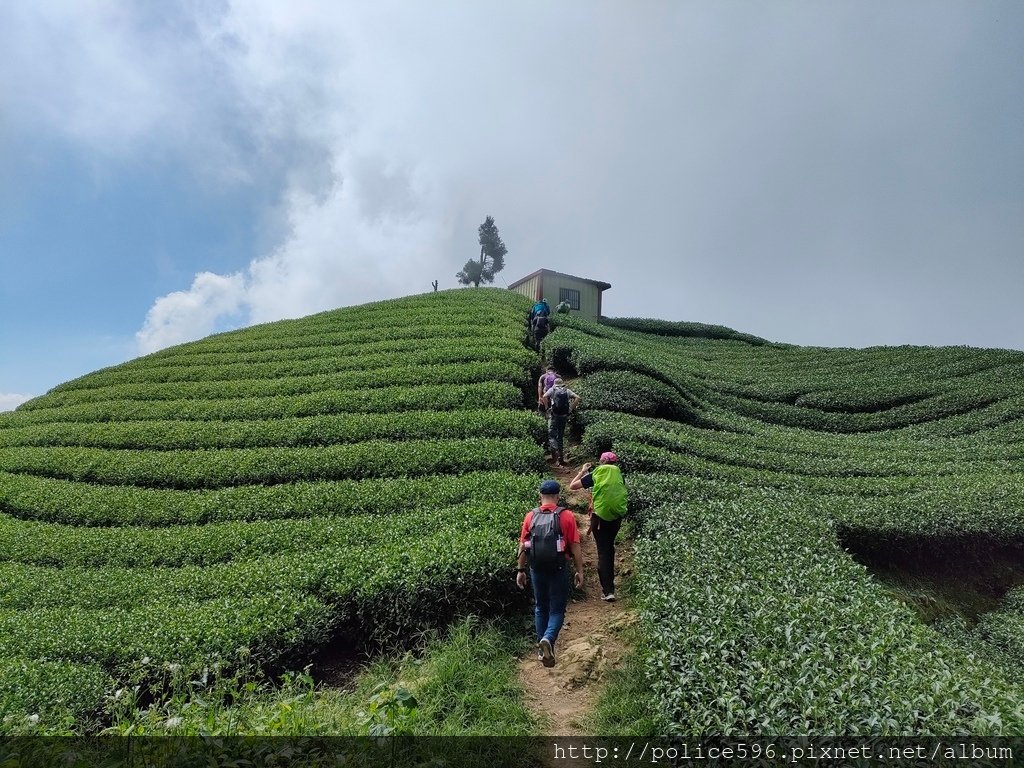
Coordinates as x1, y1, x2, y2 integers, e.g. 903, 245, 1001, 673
103, 616, 537, 738
587, 633, 661, 736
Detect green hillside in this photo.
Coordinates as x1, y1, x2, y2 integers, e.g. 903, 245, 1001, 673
3, 288, 1024, 737
545, 315, 1024, 734
0, 289, 544, 732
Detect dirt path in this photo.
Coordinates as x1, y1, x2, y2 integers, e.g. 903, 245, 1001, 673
517, 455, 636, 736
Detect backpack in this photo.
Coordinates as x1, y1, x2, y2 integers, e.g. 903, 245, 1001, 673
550, 388, 570, 415
591, 464, 628, 521
533, 315, 549, 333
528, 507, 567, 572
541, 372, 558, 392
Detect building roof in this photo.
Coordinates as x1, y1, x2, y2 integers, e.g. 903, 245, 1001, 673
507, 268, 611, 292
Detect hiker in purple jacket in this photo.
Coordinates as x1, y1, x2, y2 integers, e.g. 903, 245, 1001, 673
537, 365, 558, 416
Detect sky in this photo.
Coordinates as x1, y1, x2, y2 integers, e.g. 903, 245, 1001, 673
2, 1, 1022, 408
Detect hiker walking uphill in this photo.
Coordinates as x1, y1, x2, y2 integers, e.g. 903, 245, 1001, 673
543, 378, 580, 467
516, 479, 584, 668
536, 365, 558, 416
570, 452, 628, 602
528, 298, 551, 350
529, 297, 551, 324
531, 312, 551, 350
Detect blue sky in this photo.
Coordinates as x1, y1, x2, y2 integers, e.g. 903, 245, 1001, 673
2, 1, 1023, 408
2, 132, 264, 401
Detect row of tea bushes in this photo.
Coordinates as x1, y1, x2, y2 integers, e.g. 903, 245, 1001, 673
0, 437, 543, 489
20, 361, 529, 409
2, 382, 525, 425
0, 469, 536, 527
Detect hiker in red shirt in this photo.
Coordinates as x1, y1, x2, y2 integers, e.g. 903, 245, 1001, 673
515, 479, 584, 667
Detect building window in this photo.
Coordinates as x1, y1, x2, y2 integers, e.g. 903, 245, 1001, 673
559, 287, 581, 310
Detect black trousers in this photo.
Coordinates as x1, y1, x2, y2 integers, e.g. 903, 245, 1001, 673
591, 515, 622, 596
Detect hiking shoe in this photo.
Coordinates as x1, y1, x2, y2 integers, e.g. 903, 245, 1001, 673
539, 638, 555, 667
602, 593, 617, 602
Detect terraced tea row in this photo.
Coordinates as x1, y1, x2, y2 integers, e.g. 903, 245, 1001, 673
0, 409, 543, 451
48, 340, 531, 393
54, 291, 530, 382
0, 469, 533, 527
579, 412, 1024, 480
18, 361, 528, 409
0, 514, 520, 666
64, 338, 529, 380
0, 437, 541, 488
0, 502, 523, 568
0, 382, 523, 425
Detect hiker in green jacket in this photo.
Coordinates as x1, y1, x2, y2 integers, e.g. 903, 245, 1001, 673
570, 451, 627, 602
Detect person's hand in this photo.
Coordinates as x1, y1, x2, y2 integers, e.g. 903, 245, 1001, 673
516, 571, 527, 590
581, 462, 592, 472
574, 571, 584, 588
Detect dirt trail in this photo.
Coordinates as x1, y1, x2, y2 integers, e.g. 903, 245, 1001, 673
517, 453, 636, 737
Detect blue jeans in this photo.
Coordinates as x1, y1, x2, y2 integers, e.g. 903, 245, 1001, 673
531, 565, 570, 646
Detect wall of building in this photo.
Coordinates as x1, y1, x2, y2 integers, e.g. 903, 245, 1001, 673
540, 274, 602, 319
510, 276, 540, 302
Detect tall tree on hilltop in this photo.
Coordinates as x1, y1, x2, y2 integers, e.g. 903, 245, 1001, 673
457, 215, 507, 287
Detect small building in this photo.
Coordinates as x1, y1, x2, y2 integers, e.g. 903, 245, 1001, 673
508, 268, 611, 321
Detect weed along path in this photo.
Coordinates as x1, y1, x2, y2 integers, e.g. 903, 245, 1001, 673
517, 385, 636, 736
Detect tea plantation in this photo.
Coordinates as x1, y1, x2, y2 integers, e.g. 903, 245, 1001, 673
0, 289, 545, 732
4, 287, 1024, 737
546, 315, 1024, 735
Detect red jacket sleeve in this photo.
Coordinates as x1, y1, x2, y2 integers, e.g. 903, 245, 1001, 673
560, 510, 580, 544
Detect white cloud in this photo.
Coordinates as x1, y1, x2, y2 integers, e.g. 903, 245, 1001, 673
0, 393, 33, 412
6, 1, 1022, 355
136, 272, 246, 353
126, 1, 513, 350
127, 1, 703, 351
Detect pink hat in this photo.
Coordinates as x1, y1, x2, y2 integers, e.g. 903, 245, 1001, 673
599, 451, 618, 463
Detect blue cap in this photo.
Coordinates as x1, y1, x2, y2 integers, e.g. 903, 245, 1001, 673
539, 479, 560, 495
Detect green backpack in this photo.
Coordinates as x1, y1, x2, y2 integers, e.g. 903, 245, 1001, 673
591, 464, 627, 521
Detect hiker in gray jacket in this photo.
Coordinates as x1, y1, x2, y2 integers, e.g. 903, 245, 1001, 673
543, 378, 580, 467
